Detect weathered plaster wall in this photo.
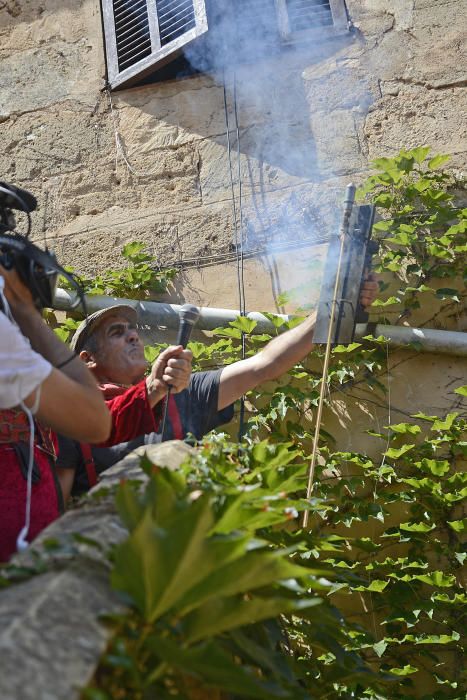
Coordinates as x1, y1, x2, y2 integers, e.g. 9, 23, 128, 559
1, 0, 465, 445
1, 0, 465, 283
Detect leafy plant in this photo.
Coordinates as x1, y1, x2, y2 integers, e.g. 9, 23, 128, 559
80, 241, 177, 300
357, 147, 466, 322
49, 242, 177, 342
72, 149, 465, 698
311, 408, 466, 698
85, 447, 383, 699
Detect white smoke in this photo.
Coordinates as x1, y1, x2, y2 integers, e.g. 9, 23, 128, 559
168, 1, 373, 308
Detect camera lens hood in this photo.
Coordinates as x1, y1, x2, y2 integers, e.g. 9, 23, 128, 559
0, 182, 37, 213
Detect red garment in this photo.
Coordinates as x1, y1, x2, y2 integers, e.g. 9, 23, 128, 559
0, 407, 57, 454
99, 380, 183, 447
0, 444, 60, 563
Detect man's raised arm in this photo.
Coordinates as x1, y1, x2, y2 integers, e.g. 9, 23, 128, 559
217, 274, 379, 411
217, 313, 316, 410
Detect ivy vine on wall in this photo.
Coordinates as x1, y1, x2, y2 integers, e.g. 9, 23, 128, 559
50, 149, 466, 699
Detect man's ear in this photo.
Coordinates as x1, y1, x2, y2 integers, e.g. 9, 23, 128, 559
79, 350, 97, 370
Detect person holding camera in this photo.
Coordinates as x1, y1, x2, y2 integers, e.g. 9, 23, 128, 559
0, 186, 111, 561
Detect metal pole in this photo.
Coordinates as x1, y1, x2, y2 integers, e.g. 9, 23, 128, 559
53, 290, 467, 357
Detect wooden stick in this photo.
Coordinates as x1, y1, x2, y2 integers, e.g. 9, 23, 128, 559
302, 185, 356, 529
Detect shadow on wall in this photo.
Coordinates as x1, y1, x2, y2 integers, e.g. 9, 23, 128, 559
119, 32, 357, 182
107, 27, 366, 259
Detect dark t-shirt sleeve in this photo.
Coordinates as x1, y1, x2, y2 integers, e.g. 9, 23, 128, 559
56, 434, 81, 470
183, 369, 234, 440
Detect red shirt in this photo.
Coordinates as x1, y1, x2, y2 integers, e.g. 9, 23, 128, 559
0, 420, 60, 563
99, 380, 183, 447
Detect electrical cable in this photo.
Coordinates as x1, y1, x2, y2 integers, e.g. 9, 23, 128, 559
159, 387, 171, 441
222, 69, 247, 441
16, 402, 35, 553
232, 72, 248, 440
0, 279, 36, 553
222, 73, 243, 313
233, 75, 247, 318
159, 234, 330, 270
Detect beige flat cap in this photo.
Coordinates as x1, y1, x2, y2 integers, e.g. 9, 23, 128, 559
70, 305, 138, 353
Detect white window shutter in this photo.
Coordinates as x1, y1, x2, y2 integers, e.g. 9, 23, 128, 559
276, 0, 348, 42
102, 0, 208, 89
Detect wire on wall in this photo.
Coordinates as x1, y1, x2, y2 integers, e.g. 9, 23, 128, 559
107, 88, 162, 179
222, 68, 247, 440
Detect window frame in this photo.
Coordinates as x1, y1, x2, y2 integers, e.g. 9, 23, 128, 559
101, 0, 208, 89
275, 0, 348, 43
101, 0, 348, 90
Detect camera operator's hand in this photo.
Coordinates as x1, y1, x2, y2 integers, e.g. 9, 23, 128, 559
0, 264, 36, 314
0, 264, 111, 443
146, 345, 193, 408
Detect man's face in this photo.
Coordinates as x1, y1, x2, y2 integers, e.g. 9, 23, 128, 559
85, 314, 147, 386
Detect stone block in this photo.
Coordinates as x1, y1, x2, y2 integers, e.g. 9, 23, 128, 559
365, 87, 467, 169
309, 109, 366, 176
0, 566, 122, 700
347, 0, 415, 30
115, 77, 226, 146
0, 39, 101, 116
400, 26, 467, 89
303, 60, 374, 114
0, 106, 113, 184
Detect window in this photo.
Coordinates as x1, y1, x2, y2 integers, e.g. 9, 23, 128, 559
276, 0, 348, 42
101, 0, 208, 89
101, 0, 348, 89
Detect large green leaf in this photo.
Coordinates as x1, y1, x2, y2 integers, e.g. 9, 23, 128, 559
112, 491, 218, 621
428, 154, 450, 169
431, 412, 458, 431
145, 636, 297, 698
115, 481, 145, 532
384, 444, 415, 459
415, 458, 451, 476
175, 548, 316, 616
183, 594, 322, 643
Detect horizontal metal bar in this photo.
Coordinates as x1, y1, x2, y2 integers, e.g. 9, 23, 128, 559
54, 288, 467, 357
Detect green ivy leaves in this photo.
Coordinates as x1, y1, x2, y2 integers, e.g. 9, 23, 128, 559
358, 147, 466, 320
96, 456, 368, 699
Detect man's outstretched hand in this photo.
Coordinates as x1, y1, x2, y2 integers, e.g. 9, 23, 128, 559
359, 273, 379, 310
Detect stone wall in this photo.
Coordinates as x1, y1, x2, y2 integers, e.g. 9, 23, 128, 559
0, 442, 196, 700
1, 0, 465, 455
1, 0, 465, 282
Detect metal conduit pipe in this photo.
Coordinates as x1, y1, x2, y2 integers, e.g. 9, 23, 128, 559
54, 288, 467, 357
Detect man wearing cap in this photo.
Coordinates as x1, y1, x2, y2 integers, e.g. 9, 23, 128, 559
56, 303, 232, 499
56, 275, 378, 500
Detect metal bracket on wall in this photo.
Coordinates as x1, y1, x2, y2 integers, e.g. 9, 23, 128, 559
313, 203, 376, 345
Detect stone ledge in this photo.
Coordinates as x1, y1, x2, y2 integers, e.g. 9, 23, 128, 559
0, 441, 195, 700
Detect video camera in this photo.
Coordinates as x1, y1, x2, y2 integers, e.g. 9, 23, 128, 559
0, 181, 84, 311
